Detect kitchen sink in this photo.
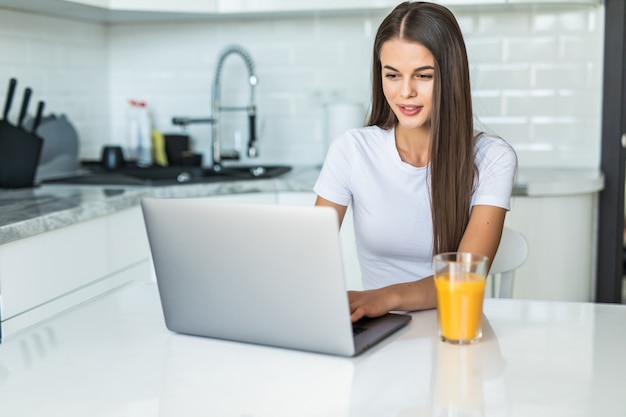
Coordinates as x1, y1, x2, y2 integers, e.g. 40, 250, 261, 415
42, 163, 292, 186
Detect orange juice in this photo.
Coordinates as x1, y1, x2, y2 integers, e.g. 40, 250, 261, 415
435, 272, 486, 343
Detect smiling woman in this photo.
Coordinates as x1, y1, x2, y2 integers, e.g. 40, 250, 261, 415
314, 1, 518, 321
379, 39, 434, 166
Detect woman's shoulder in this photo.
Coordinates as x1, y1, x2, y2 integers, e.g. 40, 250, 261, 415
342, 125, 390, 141
330, 125, 391, 150
475, 131, 515, 154
474, 131, 518, 166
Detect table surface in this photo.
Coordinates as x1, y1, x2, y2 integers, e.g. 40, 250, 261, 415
0, 280, 624, 417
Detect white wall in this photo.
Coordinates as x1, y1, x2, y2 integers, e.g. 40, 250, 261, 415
0, 9, 109, 158
0, 4, 604, 168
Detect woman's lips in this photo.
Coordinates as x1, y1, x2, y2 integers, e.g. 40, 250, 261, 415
398, 104, 421, 116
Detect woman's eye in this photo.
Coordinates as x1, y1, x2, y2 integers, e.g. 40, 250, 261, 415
384, 73, 399, 79
417, 73, 433, 80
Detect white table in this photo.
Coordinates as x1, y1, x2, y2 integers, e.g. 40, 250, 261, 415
0, 280, 624, 417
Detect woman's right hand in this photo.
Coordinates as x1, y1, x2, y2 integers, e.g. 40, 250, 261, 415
349, 277, 438, 321
348, 288, 399, 322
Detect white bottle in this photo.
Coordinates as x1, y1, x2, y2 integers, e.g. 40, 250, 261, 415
127, 99, 152, 167
126, 100, 139, 161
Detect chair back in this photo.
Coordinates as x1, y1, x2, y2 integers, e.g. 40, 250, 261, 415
488, 226, 528, 298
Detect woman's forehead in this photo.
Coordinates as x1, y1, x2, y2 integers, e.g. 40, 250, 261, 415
379, 39, 435, 68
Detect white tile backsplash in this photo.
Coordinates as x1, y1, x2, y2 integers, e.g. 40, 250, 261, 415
0, 9, 110, 159
0, 3, 605, 168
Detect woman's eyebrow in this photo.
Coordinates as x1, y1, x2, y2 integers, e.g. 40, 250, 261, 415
382, 64, 435, 72
383, 64, 400, 72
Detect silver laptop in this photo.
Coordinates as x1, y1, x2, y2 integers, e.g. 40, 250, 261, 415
140, 197, 411, 357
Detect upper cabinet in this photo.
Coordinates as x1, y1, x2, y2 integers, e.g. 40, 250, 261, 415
506, 0, 600, 3
64, 0, 108, 7
217, 0, 396, 14
106, 0, 215, 13
0, 0, 216, 22
0, 0, 602, 23
217, 0, 601, 14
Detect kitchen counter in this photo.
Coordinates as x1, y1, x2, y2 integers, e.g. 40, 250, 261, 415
0, 166, 604, 246
0, 165, 321, 246
514, 168, 604, 197
0, 279, 624, 416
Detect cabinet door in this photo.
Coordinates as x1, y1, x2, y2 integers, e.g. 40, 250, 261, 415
65, 0, 217, 12
63, 0, 109, 7
217, 0, 396, 13
504, 194, 596, 302
507, 0, 600, 4
0, 207, 152, 338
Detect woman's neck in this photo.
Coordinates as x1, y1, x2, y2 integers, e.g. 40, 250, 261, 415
395, 124, 430, 167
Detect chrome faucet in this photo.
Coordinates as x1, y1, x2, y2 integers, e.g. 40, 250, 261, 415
172, 45, 258, 170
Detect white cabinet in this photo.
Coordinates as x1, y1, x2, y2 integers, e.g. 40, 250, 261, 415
0, 206, 151, 339
507, 0, 600, 4
0, 0, 601, 23
64, 0, 108, 7
217, 0, 395, 14
217, 0, 600, 14
0, 0, 217, 21
504, 193, 598, 302
65, 0, 217, 12
107, 0, 216, 13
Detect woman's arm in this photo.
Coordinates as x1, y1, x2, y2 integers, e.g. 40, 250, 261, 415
348, 205, 507, 322
315, 195, 348, 227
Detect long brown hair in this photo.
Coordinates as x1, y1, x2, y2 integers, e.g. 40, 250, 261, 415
368, 1, 477, 255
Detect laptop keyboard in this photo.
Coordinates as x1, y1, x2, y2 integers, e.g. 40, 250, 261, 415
352, 322, 368, 335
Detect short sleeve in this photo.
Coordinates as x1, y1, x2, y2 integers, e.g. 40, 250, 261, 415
313, 132, 355, 206
472, 135, 518, 210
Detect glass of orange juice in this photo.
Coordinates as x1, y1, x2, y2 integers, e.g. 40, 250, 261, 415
433, 252, 489, 344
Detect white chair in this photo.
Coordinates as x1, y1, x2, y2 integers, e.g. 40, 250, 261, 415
487, 226, 529, 298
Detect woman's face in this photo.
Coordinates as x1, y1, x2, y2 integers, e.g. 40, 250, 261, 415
379, 38, 435, 132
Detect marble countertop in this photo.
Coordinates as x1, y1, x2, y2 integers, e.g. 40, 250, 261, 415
0, 166, 320, 246
0, 166, 604, 246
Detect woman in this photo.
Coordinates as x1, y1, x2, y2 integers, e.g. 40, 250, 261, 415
314, 1, 517, 322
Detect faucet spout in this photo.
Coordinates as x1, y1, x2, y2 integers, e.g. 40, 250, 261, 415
212, 45, 258, 169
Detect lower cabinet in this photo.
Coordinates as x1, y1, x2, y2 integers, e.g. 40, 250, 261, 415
505, 193, 598, 302
0, 206, 151, 339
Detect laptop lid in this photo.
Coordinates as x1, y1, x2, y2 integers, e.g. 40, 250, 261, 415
141, 197, 410, 357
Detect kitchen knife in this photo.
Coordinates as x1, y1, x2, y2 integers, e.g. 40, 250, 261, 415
2, 78, 16, 121
17, 87, 32, 128
32, 101, 45, 134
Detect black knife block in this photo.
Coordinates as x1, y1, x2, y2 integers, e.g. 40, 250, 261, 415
0, 121, 43, 188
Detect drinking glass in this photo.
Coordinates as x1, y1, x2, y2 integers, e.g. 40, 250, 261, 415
433, 252, 489, 344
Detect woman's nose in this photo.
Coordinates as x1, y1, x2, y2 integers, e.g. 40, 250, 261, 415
400, 80, 416, 98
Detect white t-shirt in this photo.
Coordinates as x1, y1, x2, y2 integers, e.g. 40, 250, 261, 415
314, 126, 517, 289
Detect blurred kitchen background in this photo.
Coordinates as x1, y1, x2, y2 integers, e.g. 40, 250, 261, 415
0, 1, 604, 168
